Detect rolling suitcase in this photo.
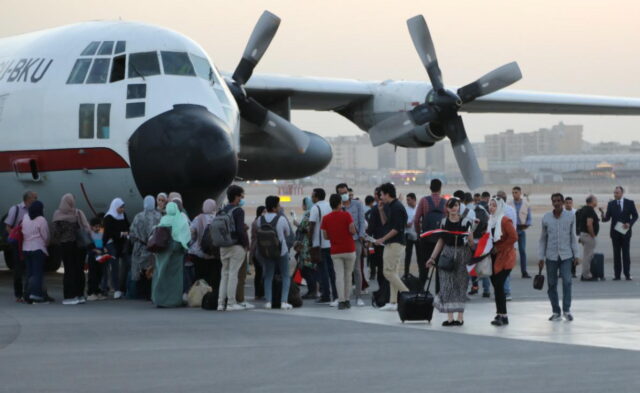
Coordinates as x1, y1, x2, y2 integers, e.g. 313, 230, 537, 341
397, 268, 435, 323
591, 253, 605, 280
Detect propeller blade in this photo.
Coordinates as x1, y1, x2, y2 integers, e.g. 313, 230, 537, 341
368, 103, 438, 146
407, 15, 443, 91
232, 10, 281, 85
445, 116, 484, 190
457, 61, 522, 103
262, 111, 310, 154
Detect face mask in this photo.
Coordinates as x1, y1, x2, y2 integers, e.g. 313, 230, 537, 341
341, 194, 349, 202
239, 199, 245, 207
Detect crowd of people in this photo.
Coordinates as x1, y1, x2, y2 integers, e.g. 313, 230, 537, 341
2, 181, 636, 326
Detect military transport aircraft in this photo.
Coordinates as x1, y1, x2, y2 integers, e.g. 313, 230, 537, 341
2, 10, 640, 218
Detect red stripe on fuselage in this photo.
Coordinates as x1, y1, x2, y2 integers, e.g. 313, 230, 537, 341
0, 148, 129, 173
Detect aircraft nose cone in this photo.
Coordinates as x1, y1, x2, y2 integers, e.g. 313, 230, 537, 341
128, 104, 237, 215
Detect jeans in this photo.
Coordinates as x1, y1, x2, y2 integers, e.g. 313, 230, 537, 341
24, 250, 45, 299
263, 253, 291, 304
10, 243, 26, 299
353, 240, 364, 297
318, 248, 337, 301
470, 276, 491, 294
611, 232, 631, 279
546, 258, 573, 314
517, 230, 528, 275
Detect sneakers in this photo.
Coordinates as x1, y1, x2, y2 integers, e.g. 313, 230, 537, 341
379, 303, 397, 311
29, 295, 50, 304
548, 313, 562, 321
468, 287, 478, 295
87, 294, 99, 302
356, 298, 365, 307
491, 316, 509, 326
217, 305, 225, 311
563, 312, 574, 322
227, 304, 246, 311
338, 301, 348, 310
522, 273, 532, 279
264, 302, 272, 310
280, 303, 293, 310
76, 296, 86, 304
506, 294, 513, 301
329, 300, 339, 307
482, 292, 491, 298
240, 302, 255, 310
113, 291, 123, 299
62, 298, 81, 305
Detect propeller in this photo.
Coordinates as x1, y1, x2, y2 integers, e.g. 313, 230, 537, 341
369, 15, 522, 189
227, 11, 310, 153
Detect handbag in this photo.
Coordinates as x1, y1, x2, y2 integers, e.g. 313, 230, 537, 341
474, 255, 493, 277
437, 252, 455, 272
309, 205, 322, 265
75, 227, 93, 248
533, 266, 545, 290
187, 279, 212, 307
147, 226, 172, 253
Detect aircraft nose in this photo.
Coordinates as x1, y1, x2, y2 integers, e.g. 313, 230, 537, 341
128, 104, 237, 215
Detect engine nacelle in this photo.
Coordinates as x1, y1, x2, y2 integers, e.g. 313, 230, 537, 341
391, 123, 446, 148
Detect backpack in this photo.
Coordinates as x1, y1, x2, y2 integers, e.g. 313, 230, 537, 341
0, 205, 20, 248
257, 215, 282, 259
421, 197, 446, 242
575, 206, 586, 235
472, 204, 489, 239
201, 224, 217, 255
210, 206, 239, 247
201, 291, 218, 310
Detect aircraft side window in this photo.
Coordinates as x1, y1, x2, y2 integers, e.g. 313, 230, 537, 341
79, 104, 95, 138
190, 54, 214, 82
128, 52, 160, 78
86, 58, 111, 84
110, 55, 126, 83
98, 41, 114, 55
126, 102, 145, 118
97, 104, 111, 139
115, 41, 126, 54
81, 41, 100, 56
161, 51, 196, 76
127, 84, 146, 99
67, 59, 93, 84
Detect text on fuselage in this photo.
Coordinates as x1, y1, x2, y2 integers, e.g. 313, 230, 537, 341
0, 58, 54, 83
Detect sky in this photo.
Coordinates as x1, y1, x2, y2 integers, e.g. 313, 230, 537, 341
2, 0, 639, 143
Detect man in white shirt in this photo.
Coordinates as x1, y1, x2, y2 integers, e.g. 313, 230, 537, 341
403, 193, 418, 276
260, 196, 293, 310
308, 188, 337, 303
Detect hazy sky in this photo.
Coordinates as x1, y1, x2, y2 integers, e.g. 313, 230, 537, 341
2, 0, 639, 142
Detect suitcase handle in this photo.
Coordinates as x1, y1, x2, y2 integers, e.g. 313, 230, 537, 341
424, 266, 436, 293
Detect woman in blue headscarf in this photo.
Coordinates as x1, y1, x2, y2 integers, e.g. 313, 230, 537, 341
151, 201, 190, 307
129, 196, 162, 300
294, 197, 318, 299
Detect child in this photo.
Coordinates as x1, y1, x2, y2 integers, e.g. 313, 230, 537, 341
87, 217, 108, 301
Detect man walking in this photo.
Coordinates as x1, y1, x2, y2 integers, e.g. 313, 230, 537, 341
539, 193, 580, 321
308, 188, 337, 303
337, 183, 366, 306
510, 186, 532, 278
375, 183, 409, 311
602, 186, 638, 280
577, 195, 600, 281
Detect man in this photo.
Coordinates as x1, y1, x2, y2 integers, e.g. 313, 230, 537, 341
480, 191, 491, 210
539, 193, 580, 322
497, 190, 517, 300
260, 196, 293, 310
366, 188, 385, 282
308, 188, 337, 303
602, 186, 638, 280
578, 195, 600, 281
4, 190, 38, 302
564, 197, 576, 214
473, 193, 481, 206
403, 193, 418, 277
337, 183, 366, 306
374, 183, 409, 311
510, 186, 532, 278
364, 195, 375, 215
218, 185, 250, 311
414, 179, 447, 290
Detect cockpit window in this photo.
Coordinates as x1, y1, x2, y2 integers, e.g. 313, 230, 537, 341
110, 55, 126, 83
81, 41, 100, 56
190, 54, 214, 82
98, 41, 114, 55
128, 52, 160, 78
67, 59, 92, 84
161, 51, 196, 76
115, 41, 126, 54
86, 58, 111, 84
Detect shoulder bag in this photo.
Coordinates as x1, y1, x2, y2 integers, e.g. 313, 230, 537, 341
147, 226, 172, 253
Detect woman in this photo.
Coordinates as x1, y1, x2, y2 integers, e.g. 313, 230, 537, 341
102, 198, 130, 299
129, 196, 162, 300
188, 199, 220, 287
487, 197, 518, 326
156, 193, 168, 215
22, 201, 50, 304
427, 198, 473, 326
51, 193, 91, 305
152, 201, 191, 308
293, 197, 318, 299
249, 206, 266, 300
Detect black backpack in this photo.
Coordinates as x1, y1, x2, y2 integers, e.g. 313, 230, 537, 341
421, 197, 446, 242
201, 224, 217, 255
201, 291, 218, 310
472, 204, 490, 239
257, 215, 281, 259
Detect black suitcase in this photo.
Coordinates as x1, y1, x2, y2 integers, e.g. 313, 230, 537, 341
401, 273, 421, 293
591, 253, 605, 280
201, 292, 218, 310
397, 268, 435, 323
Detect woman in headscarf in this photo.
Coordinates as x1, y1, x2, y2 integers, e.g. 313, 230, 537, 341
129, 196, 162, 300
488, 197, 518, 326
188, 199, 220, 287
22, 201, 50, 303
151, 201, 190, 307
102, 197, 130, 299
249, 206, 267, 300
294, 197, 318, 299
51, 193, 91, 305
427, 198, 474, 326
156, 193, 168, 215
